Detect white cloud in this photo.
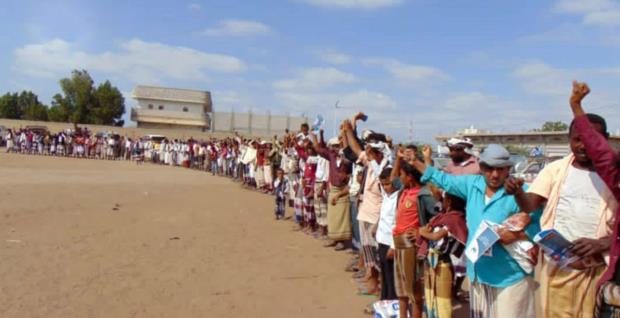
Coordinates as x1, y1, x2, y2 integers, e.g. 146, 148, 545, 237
274, 89, 396, 112
317, 50, 352, 65
188, 3, 201, 11
512, 62, 576, 96
553, 0, 616, 13
212, 90, 261, 111
301, 0, 403, 9
273, 67, 357, 91
583, 10, 620, 26
273, 88, 401, 139
340, 89, 397, 109
517, 23, 620, 47
203, 19, 271, 37
553, 0, 620, 27
363, 58, 450, 84
410, 92, 545, 137
442, 92, 498, 111
14, 38, 246, 83
517, 24, 585, 44
214, 90, 242, 107
603, 66, 620, 76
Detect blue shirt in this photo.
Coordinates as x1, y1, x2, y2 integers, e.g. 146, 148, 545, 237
421, 166, 541, 288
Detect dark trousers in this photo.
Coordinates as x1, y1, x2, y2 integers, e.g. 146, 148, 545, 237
378, 243, 397, 301
350, 198, 360, 251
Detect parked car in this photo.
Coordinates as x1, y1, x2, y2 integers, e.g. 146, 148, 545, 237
25, 125, 49, 135
510, 154, 528, 175
513, 157, 561, 183
144, 134, 166, 143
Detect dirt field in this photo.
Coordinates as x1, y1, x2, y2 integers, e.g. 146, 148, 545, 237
0, 152, 370, 317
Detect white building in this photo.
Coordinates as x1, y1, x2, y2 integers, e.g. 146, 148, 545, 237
131, 86, 213, 131
436, 128, 620, 157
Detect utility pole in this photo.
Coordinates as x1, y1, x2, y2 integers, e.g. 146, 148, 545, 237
333, 100, 340, 138
408, 120, 413, 144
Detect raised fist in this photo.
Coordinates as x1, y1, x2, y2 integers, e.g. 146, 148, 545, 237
422, 145, 432, 159
571, 81, 590, 105
341, 119, 353, 132
504, 176, 524, 195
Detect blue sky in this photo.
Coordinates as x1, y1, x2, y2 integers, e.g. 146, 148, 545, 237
2, 0, 620, 142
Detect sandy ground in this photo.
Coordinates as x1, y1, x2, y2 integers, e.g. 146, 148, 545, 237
0, 152, 372, 317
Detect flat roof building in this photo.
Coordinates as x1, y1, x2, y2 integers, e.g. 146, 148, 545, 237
131, 86, 212, 131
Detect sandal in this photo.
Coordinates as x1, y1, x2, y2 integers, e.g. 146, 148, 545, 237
357, 289, 378, 296
363, 303, 375, 315
323, 241, 337, 248
334, 242, 347, 251
345, 262, 359, 272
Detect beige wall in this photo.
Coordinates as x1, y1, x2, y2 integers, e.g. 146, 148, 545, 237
0, 117, 306, 140
0, 118, 227, 140
211, 112, 308, 136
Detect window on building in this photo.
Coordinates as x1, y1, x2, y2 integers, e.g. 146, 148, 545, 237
148, 104, 153, 109
158, 105, 164, 110
182, 107, 188, 112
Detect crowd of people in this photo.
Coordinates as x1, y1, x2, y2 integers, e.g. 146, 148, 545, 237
4, 81, 620, 318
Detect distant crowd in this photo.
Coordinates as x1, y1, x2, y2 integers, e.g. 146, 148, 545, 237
4, 81, 620, 318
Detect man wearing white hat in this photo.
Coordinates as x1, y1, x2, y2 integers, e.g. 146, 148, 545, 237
445, 137, 480, 176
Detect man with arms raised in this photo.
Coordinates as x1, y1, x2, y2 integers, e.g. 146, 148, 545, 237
505, 89, 617, 317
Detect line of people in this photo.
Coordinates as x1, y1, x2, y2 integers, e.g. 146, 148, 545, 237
4, 81, 620, 318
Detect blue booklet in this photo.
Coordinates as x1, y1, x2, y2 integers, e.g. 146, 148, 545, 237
465, 221, 500, 263
533, 229, 579, 268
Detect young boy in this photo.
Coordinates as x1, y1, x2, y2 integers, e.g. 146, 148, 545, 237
302, 146, 318, 234
394, 148, 436, 318
274, 168, 289, 220
374, 167, 402, 300
418, 193, 467, 318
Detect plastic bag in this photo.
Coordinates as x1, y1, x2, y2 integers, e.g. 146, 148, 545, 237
373, 300, 401, 318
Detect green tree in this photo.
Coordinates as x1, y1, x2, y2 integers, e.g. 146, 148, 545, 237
0, 91, 49, 121
540, 121, 568, 132
19, 91, 48, 121
0, 93, 20, 119
23, 101, 49, 121
49, 70, 125, 126
91, 80, 125, 126
48, 93, 72, 122
54, 70, 96, 123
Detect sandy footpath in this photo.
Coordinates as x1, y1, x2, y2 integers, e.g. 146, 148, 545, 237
0, 152, 370, 317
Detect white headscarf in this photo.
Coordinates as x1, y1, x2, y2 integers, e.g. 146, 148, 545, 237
368, 141, 393, 179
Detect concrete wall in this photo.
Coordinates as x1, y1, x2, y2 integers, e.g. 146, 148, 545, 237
211, 112, 308, 137
136, 122, 208, 131
0, 113, 308, 141
0, 118, 230, 141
